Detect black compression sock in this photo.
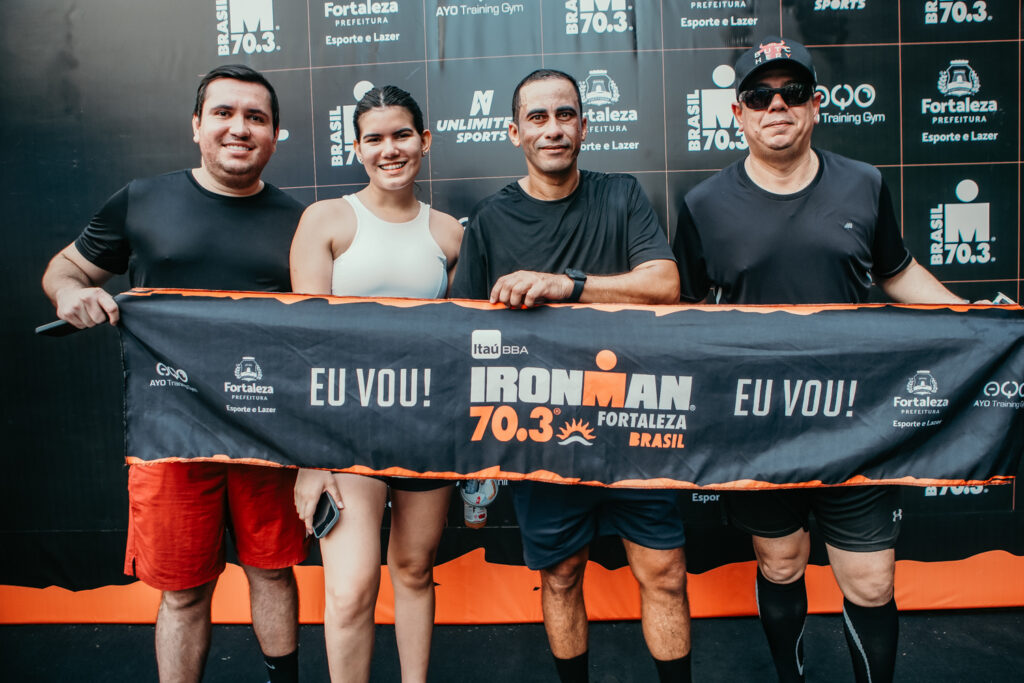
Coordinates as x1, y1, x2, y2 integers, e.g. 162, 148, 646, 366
263, 648, 299, 683
653, 653, 692, 683
842, 597, 898, 683
553, 650, 589, 683
756, 567, 807, 683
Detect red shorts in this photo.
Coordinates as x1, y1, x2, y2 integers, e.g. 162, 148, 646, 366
125, 461, 309, 591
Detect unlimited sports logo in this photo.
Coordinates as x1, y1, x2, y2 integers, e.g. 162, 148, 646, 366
215, 0, 279, 56
684, 64, 747, 153
434, 90, 512, 144
927, 179, 993, 268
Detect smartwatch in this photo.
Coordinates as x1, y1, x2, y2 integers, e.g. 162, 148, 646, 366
564, 268, 587, 302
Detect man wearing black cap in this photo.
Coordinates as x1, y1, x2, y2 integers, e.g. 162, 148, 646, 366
673, 37, 967, 683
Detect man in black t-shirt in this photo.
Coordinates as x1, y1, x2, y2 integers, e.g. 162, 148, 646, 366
453, 69, 689, 683
673, 37, 967, 683
41, 65, 306, 683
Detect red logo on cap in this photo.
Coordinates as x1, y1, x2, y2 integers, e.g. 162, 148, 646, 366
754, 40, 791, 65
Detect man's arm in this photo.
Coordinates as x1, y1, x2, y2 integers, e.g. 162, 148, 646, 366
878, 258, 968, 305
42, 243, 119, 327
489, 259, 679, 308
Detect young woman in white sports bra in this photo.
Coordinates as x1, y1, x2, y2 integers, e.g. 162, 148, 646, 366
289, 85, 462, 683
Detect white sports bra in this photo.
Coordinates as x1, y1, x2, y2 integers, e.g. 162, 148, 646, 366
331, 194, 448, 298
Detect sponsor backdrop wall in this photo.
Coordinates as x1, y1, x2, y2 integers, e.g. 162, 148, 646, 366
2, 1, 1022, 623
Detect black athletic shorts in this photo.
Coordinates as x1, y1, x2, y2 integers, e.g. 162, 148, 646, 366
382, 477, 453, 492
512, 482, 686, 570
725, 486, 902, 552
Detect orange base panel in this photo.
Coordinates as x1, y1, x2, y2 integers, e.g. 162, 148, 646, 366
2, 550, 1023, 624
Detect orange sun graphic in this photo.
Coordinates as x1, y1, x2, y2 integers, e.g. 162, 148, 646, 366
556, 419, 596, 442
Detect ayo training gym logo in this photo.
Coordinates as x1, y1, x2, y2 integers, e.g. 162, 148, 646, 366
924, 1, 993, 25
565, 0, 634, 36
920, 59, 1000, 145
892, 370, 948, 428
977, 378, 1024, 410
578, 69, 640, 152
224, 356, 277, 414
215, 0, 280, 56
468, 348, 692, 450
434, 90, 512, 144
927, 179, 994, 268
150, 362, 197, 393
816, 80, 885, 127
327, 80, 375, 167
684, 64, 747, 153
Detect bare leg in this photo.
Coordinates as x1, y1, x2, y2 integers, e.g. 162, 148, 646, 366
540, 546, 590, 659
320, 473, 388, 683
387, 485, 452, 683
243, 564, 299, 656
622, 541, 690, 660
155, 579, 217, 683
827, 545, 895, 607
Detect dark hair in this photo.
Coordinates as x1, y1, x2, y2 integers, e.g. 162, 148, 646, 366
193, 64, 280, 130
353, 85, 425, 139
511, 69, 582, 122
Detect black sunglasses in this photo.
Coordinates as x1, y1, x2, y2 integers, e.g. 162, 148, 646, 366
739, 82, 815, 110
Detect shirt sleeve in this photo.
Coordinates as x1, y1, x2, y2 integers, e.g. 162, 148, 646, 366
625, 178, 675, 268
871, 180, 913, 279
672, 201, 711, 303
74, 184, 132, 274
450, 214, 490, 299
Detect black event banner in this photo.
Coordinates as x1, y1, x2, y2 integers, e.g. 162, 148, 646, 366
118, 290, 1024, 489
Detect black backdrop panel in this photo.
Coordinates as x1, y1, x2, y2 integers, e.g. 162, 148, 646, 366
1, 0, 1022, 590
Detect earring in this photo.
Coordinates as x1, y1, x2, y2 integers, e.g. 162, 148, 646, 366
422, 149, 427, 156
356, 156, 363, 164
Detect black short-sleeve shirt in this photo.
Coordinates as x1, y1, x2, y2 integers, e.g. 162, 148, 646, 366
75, 169, 304, 291
452, 170, 673, 299
673, 149, 911, 305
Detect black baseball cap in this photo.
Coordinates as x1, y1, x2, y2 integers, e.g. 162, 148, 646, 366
734, 36, 816, 93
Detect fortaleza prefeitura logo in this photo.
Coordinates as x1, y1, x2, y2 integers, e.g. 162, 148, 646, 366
920, 59, 1000, 145
892, 370, 947, 429
224, 356, 277, 415
469, 346, 692, 450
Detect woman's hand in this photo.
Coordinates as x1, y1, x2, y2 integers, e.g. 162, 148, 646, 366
294, 468, 344, 535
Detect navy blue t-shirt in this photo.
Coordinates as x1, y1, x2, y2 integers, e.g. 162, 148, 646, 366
75, 169, 304, 291
452, 170, 673, 298
674, 150, 911, 305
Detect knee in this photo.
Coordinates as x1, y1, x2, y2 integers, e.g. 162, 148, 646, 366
541, 556, 587, 595
634, 555, 687, 598
843, 574, 894, 607
758, 552, 807, 585
161, 582, 215, 613
388, 554, 434, 594
324, 574, 379, 625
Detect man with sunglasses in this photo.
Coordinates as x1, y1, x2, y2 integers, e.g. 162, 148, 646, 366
672, 37, 967, 683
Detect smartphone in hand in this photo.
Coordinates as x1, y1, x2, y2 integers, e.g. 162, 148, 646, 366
312, 491, 340, 539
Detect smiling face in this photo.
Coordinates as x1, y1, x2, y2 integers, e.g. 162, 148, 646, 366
191, 78, 278, 195
509, 77, 587, 183
732, 67, 821, 162
353, 105, 430, 192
